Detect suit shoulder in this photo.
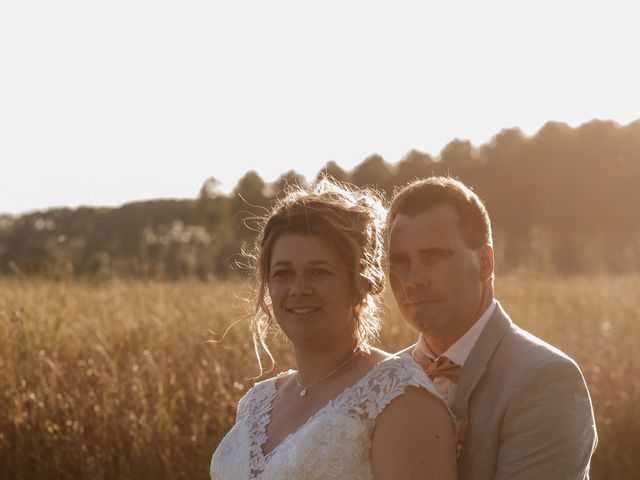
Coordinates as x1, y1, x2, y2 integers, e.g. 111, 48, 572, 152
498, 322, 583, 375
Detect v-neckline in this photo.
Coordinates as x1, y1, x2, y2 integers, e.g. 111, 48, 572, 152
257, 357, 391, 461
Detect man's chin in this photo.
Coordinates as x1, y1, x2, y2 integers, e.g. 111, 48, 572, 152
407, 314, 444, 336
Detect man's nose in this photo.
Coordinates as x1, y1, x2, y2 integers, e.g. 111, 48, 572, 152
404, 264, 430, 289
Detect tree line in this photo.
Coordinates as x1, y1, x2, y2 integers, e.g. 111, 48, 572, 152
1, 119, 639, 279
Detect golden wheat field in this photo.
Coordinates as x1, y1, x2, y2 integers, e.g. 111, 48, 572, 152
1, 275, 639, 480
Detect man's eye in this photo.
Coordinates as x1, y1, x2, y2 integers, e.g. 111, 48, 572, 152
428, 251, 449, 261
390, 257, 406, 266
312, 268, 330, 276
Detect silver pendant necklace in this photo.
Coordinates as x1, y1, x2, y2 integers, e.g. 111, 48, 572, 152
295, 349, 361, 397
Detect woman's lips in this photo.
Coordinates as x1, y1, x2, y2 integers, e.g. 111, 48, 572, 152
286, 306, 321, 314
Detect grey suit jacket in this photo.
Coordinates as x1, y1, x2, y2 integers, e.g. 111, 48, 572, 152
400, 301, 597, 480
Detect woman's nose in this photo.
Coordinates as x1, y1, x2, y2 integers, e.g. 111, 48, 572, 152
289, 274, 313, 296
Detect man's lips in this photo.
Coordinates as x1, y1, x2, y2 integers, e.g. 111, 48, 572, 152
403, 298, 441, 307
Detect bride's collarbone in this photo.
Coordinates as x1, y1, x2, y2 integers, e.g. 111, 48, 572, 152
266, 375, 342, 443
261, 380, 325, 455
263, 355, 383, 455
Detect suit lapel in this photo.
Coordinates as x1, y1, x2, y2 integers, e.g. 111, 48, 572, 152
451, 302, 513, 420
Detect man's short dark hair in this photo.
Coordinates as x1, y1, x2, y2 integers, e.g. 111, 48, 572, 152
387, 176, 492, 249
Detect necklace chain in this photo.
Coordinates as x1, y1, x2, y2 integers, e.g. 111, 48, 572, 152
295, 349, 361, 397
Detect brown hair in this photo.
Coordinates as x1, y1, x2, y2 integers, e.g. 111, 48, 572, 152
387, 176, 492, 248
249, 177, 386, 369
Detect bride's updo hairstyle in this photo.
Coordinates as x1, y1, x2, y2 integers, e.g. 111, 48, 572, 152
250, 177, 386, 368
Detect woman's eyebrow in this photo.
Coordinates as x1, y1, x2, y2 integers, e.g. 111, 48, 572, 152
270, 260, 291, 268
309, 260, 334, 267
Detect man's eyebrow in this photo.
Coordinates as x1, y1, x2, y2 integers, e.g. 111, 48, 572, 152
271, 259, 336, 267
389, 247, 452, 257
418, 247, 453, 255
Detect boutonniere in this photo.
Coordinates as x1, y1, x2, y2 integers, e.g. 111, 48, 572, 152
456, 419, 469, 463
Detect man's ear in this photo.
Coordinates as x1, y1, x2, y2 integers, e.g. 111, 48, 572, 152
478, 244, 494, 282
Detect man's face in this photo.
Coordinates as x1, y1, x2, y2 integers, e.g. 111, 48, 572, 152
388, 204, 491, 348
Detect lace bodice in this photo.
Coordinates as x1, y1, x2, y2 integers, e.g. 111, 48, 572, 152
210, 356, 449, 480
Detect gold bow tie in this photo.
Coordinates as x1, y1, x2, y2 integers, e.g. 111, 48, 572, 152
416, 354, 462, 383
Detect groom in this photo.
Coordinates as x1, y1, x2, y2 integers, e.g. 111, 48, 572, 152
387, 177, 597, 480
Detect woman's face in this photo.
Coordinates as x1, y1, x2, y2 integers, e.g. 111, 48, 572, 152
268, 233, 357, 349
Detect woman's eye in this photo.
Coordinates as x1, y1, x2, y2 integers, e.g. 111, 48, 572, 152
271, 270, 288, 278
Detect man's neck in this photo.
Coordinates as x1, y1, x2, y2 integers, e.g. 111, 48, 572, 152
424, 292, 494, 357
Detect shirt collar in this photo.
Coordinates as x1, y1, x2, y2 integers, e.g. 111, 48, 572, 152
417, 299, 497, 367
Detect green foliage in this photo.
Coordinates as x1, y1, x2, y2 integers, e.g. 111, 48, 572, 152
350, 154, 396, 196
395, 149, 435, 186
316, 160, 349, 183
1, 119, 639, 277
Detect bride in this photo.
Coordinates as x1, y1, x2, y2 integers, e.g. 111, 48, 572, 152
210, 179, 457, 479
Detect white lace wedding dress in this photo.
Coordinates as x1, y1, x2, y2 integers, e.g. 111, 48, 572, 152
210, 355, 449, 480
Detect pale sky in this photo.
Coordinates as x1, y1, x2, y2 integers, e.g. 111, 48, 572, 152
1, 1, 638, 215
